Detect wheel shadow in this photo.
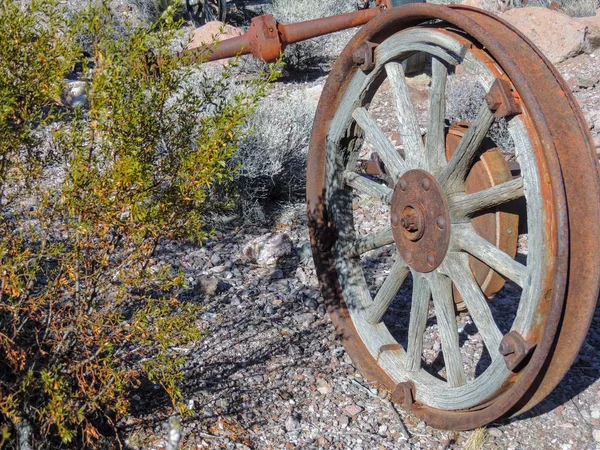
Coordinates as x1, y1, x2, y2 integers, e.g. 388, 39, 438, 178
503, 292, 600, 423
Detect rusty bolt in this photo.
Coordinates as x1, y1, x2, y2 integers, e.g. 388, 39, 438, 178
391, 381, 415, 410
421, 178, 431, 191
405, 251, 412, 263
399, 179, 408, 191
352, 40, 378, 71
436, 215, 446, 229
391, 215, 399, 227
485, 78, 522, 118
427, 251, 436, 267
499, 331, 534, 372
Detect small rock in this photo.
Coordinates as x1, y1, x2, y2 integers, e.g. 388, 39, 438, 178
339, 414, 350, 429
488, 427, 503, 438
242, 232, 293, 267
378, 424, 388, 435
294, 312, 315, 328
343, 404, 363, 417
196, 276, 231, 296
591, 406, 600, 420
593, 429, 600, 442
63, 80, 87, 108
269, 268, 285, 280
576, 77, 597, 89
210, 253, 222, 265
284, 414, 300, 432
316, 379, 333, 395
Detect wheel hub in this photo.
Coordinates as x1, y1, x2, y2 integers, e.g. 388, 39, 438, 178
391, 169, 450, 272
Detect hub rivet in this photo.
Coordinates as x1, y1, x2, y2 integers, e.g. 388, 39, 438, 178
399, 179, 408, 191
421, 178, 431, 191
405, 251, 412, 263
427, 251, 435, 266
436, 215, 446, 229
391, 215, 399, 226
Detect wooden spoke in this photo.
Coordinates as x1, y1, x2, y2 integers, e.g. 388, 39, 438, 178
343, 171, 393, 204
442, 253, 504, 357
346, 227, 395, 257
405, 271, 431, 371
449, 178, 524, 219
452, 224, 527, 288
438, 101, 495, 193
426, 57, 448, 173
366, 258, 411, 324
430, 271, 466, 387
385, 61, 425, 168
352, 107, 407, 181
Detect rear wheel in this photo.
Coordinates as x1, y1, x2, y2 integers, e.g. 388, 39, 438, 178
307, 4, 600, 430
187, 0, 227, 26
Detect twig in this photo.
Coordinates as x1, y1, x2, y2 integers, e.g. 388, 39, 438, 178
350, 378, 410, 440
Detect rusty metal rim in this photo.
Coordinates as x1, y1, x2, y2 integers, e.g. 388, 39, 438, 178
307, 3, 600, 430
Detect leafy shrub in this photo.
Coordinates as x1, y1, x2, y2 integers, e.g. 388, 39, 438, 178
0, 0, 275, 448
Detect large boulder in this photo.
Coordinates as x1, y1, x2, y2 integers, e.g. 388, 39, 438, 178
578, 8, 600, 50
187, 21, 244, 51
501, 7, 600, 64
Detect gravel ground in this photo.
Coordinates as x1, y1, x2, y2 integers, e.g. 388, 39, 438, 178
120, 19, 600, 450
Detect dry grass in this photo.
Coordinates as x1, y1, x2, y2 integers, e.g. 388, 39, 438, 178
463, 427, 489, 450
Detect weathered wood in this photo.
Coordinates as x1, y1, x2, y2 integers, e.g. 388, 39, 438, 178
366, 258, 410, 324
438, 101, 495, 193
452, 224, 527, 288
405, 272, 431, 371
508, 118, 544, 336
430, 272, 467, 387
376, 29, 467, 68
343, 171, 393, 204
385, 61, 426, 169
346, 227, 395, 257
325, 29, 521, 411
352, 107, 407, 181
427, 57, 448, 173
449, 178, 524, 219
442, 253, 504, 357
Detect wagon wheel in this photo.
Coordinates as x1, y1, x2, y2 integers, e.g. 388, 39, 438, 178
187, 0, 227, 26
307, 4, 600, 430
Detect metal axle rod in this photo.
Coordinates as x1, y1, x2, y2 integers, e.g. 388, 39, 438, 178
187, 4, 390, 63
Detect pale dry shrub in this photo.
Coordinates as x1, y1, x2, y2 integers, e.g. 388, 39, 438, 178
264, 0, 357, 69
234, 88, 318, 222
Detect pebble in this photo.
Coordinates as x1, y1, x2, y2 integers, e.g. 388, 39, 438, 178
339, 415, 350, 429
593, 429, 600, 442
343, 404, 363, 417
488, 427, 503, 438
316, 379, 333, 395
285, 414, 300, 432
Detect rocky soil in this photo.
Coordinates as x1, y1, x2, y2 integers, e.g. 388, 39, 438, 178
122, 5, 600, 450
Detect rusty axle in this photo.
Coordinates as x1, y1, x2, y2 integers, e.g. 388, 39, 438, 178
187, 7, 384, 63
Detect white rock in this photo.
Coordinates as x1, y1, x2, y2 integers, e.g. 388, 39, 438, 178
242, 232, 293, 267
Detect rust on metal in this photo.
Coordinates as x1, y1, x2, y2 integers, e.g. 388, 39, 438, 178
307, 2, 599, 431
499, 331, 535, 372
391, 170, 450, 272
485, 78, 522, 118
352, 40, 379, 71
188, 8, 382, 63
391, 382, 415, 410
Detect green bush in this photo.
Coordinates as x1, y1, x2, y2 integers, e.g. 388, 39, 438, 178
0, 1, 276, 448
